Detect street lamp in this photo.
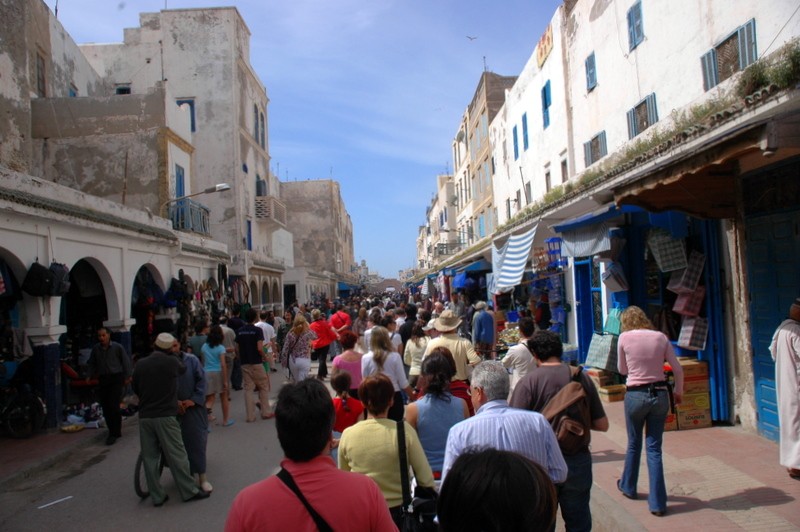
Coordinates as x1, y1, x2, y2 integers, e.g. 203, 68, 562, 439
160, 183, 231, 217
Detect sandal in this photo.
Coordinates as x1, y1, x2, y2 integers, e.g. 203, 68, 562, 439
262, 413, 275, 419
222, 419, 235, 427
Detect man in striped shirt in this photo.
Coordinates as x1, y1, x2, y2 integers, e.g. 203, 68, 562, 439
442, 361, 567, 485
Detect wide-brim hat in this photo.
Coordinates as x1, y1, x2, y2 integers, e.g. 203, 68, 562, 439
155, 332, 176, 350
434, 309, 462, 332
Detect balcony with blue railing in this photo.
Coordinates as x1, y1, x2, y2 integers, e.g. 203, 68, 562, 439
169, 199, 211, 235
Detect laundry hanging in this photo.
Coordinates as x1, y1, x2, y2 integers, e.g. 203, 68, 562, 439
493, 223, 538, 291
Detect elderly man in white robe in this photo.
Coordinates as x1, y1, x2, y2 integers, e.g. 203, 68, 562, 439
769, 297, 800, 480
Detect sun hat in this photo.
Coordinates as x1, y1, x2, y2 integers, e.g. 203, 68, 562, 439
434, 309, 462, 332
474, 301, 487, 310
422, 319, 436, 332
155, 332, 176, 350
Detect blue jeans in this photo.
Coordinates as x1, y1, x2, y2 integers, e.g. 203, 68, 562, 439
619, 389, 669, 512
556, 451, 593, 532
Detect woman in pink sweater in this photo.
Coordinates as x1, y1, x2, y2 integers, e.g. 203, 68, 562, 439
616, 306, 683, 517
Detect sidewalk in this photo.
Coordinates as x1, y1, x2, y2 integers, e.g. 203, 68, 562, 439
587, 400, 800, 531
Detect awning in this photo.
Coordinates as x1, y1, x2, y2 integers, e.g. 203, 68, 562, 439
561, 223, 611, 258
337, 282, 352, 292
457, 258, 492, 273
452, 272, 467, 289
552, 203, 643, 233
492, 223, 538, 291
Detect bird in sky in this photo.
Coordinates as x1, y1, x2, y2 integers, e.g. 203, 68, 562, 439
466, 35, 478, 41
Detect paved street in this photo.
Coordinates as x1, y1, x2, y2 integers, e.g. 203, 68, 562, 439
2, 364, 800, 531
0, 380, 284, 531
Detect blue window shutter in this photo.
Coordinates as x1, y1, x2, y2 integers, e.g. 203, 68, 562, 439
513, 126, 519, 160
627, 8, 636, 50
628, 2, 643, 51
253, 105, 259, 139
627, 108, 637, 139
701, 49, 719, 91
247, 221, 253, 251
586, 53, 597, 90
599, 131, 608, 157
479, 216, 485, 238
522, 113, 529, 150
738, 18, 757, 69
583, 140, 592, 166
541, 81, 551, 129
646, 93, 658, 125
175, 164, 185, 197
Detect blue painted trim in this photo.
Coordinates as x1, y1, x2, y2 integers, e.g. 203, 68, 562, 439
554, 204, 644, 233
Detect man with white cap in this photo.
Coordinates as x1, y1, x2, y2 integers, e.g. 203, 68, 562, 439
423, 309, 482, 415
769, 298, 800, 480
132, 332, 211, 506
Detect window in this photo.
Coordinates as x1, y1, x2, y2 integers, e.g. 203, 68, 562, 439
478, 215, 485, 238
36, 53, 46, 97
68, 84, 78, 97
246, 220, 253, 251
175, 164, 185, 197
515, 190, 521, 209
585, 53, 597, 91
627, 1, 644, 51
522, 113, 529, 151
524, 181, 532, 205
627, 93, 658, 139
513, 126, 519, 160
561, 159, 568, 183
260, 112, 266, 148
541, 80, 551, 128
115, 85, 131, 95
583, 131, 608, 167
506, 198, 512, 220
253, 105, 260, 140
176, 99, 196, 132
545, 170, 551, 193
701, 19, 757, 91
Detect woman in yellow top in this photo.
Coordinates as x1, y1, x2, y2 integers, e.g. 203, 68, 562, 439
338, 374, 435, 528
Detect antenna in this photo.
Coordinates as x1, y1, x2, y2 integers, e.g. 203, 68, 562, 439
483, 56, 488, 72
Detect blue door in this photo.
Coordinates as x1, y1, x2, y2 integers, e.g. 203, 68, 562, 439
746, 210, 800, 441
574, 258, 596, 362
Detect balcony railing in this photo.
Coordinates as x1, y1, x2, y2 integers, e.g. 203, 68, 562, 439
255, 195, 287, 227
434, 242, 465, 257
169, 199, 211, 235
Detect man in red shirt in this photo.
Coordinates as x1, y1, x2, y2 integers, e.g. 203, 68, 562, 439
225, 379, 396, 531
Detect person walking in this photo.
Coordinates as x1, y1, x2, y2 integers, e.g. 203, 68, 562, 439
88, 327, 132, 446
501, 317, 538, 398
616, 306, 684, 516
403, 319, 429, 390
471, 301, 496, 360
235, 308, 274, 422
225, 379, 395, 531
361, 327, 416, 422
132, 333, 210, 506
174, 341, 212, 492
769, 297, 800, 480
331, 330, 364, 399
281, 314, 317, 382
510, 330, 609, 531
203, 325, 233, 427
309, 308, 337, 381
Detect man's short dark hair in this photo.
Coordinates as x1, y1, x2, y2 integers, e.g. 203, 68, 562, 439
245, 307, 258, 324
275, 379, 334, 461
527, 330, 563, 361
518, 317, 535, 337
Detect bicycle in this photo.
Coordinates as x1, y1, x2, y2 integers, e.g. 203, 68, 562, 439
0, 362, 46, 439
134, 450, 167, 498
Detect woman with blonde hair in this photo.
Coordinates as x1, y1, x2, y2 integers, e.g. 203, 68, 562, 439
361, 326, 416, 421
280, 314, 317, 382
616, 305, 684, 516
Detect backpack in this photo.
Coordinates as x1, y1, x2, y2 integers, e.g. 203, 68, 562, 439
540, 365, 592, 456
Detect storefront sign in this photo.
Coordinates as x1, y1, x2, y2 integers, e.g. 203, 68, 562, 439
536, 24, 553, 68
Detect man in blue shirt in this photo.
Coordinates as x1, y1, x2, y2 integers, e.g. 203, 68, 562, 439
471, 301, 496, 360
442, 361, 567, 485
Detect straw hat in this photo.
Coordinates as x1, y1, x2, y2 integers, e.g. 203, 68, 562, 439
434, 309, 462, 332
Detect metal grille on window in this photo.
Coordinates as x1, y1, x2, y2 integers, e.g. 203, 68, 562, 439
592, 291, 603, 332
716, 33, 740, 84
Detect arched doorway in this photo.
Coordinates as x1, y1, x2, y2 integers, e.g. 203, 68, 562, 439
0, 252, 25, 363
130, 265, 164, 358
272, 280, 280, 306
261, 281, 269, 306
249, 280, 258, 306
60, 259, 108, 366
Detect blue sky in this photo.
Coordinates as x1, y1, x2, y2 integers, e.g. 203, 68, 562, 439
43, 0, 562, 277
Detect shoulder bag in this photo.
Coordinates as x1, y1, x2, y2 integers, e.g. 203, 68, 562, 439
396, 421, 438, 532
277, 467, 333, 532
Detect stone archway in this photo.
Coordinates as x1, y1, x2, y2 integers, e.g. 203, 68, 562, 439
249, 280, 258, 305
60, 258, 110, 364
272, 279, 281, 305
261, 281, 269, 306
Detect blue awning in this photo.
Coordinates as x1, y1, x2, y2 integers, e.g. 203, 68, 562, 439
553, 204, 643, 233
337, 282, 351, 291
457, 258, 492, 273
452, 272, 468, 289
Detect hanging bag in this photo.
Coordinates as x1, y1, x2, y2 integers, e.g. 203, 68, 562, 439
49, 262, 71, 296
603, 305, 624, 336
22, 261, 55, 297
584, 333, 619, 373
396, 421, 438, 532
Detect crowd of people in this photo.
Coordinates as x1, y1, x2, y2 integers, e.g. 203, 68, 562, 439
87, 293, 702, 529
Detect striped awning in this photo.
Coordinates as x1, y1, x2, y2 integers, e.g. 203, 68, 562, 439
492, 223, 538, 291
